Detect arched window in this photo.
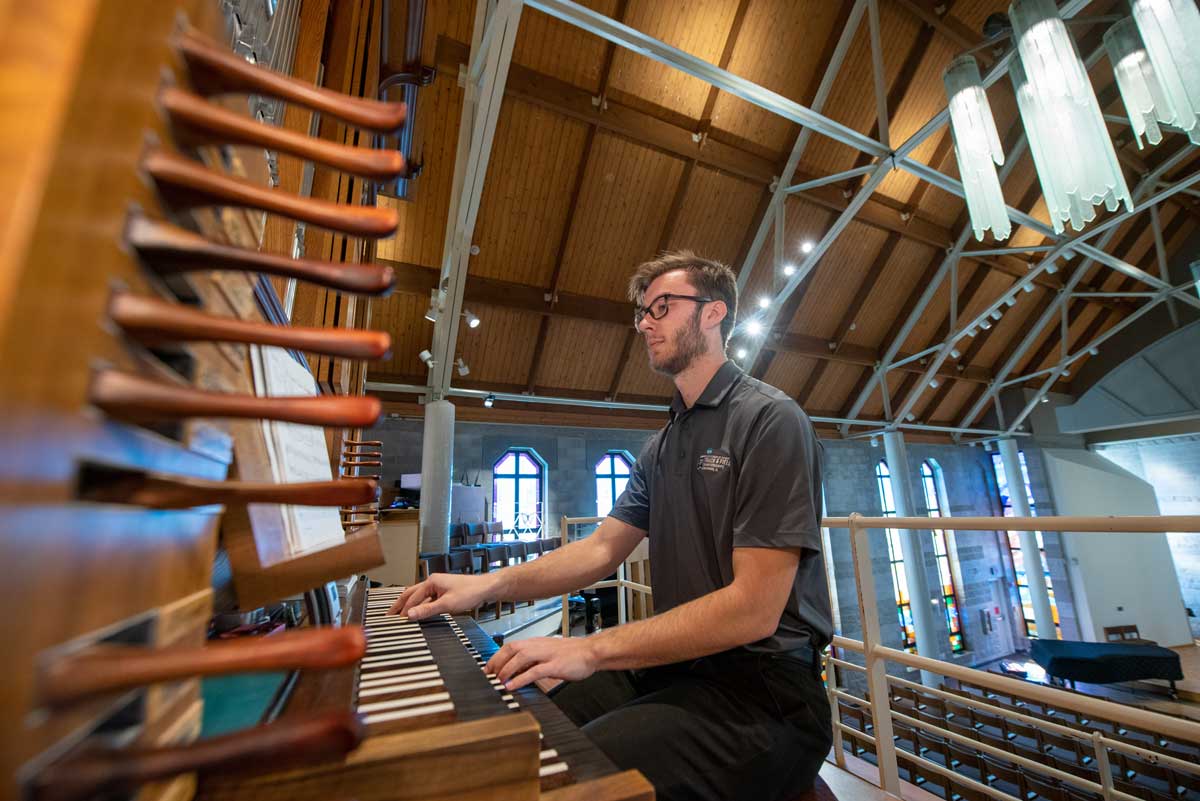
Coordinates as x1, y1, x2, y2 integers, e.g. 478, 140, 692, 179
921, 460, 965, 653
493, 448, 545, 538
595, 451, 633, 518
990, 451, 1061, 638
875, 459, 916, 652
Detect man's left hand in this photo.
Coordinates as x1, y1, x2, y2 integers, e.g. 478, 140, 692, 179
485, 636, 598, 691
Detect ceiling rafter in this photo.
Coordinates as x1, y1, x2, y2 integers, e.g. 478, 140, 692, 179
432, 35, 1127, 310
378, 256, 998, 384
522, 0, 629, 394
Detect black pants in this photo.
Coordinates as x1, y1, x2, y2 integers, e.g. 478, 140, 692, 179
550, 649, 832, 801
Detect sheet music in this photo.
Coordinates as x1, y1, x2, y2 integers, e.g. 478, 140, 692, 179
251, 345, 345, 554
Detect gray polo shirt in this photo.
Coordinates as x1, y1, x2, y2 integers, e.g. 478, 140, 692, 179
609, 360, 832, 655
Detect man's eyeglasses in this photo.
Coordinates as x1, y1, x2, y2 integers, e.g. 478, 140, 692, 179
633, 293, 713, 330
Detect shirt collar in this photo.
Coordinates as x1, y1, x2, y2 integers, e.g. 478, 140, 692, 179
670, 360, 743, 416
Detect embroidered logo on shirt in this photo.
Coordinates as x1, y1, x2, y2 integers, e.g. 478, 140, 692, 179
697, 448, 731, 473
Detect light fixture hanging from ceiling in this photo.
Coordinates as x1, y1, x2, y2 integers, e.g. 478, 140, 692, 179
1104, 17, 1174, 149
1129, 0, 1200, 146
1008, 0, 1132, 233
944, 55, 1011, 241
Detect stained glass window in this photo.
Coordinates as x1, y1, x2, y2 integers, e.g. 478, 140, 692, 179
990, 451, 1060, 638
595, 451, 633, 518
876, 460, 916, 651
921, 460, 965, 653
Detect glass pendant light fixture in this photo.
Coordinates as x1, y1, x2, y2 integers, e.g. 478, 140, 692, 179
1009, 0, 1132, 233
1105, 18, 1172, 148
945, 55, 1012, 241
1129, 0, 1200, 146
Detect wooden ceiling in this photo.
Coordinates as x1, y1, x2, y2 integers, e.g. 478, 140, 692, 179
366, 0, 1200, 435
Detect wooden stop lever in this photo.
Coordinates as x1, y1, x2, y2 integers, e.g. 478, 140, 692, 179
160, 87, 405, 181
31, 708, 364, 801
110, 291, 392, 360
127, 215, 395, 296
343, 439, 382, 446
79, 472, 377, 510
175, 26, 406, 133
143, 149, 399, 239
91, 369, 382, 428
38, 626, 366, 708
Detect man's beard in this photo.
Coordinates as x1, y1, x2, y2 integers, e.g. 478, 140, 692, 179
648, 307, 709, 376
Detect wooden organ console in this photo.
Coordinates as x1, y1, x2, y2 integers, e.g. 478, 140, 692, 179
0, 2, 653, 801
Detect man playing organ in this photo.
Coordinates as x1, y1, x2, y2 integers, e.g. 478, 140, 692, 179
390, 251, 834, 801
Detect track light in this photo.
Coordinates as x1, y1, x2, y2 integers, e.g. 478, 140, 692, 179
930, 379, 940, 389
735, 348, 748, 359
1046, 263, 1058, 274
800, 240, 815, 254
483, 393, 495, 408
990, 310, 1003, 321
1005, 297, 1017, 307
783, 263, 796, 277
1088, 347, 1099, 356
950, 348, 961, 359
1023, 284, 1035, 293
745, 319, 763, 336
463, 309, 481, 329
980, 320, 991, 330
1040, 396, 1049, 404
419, 349, 434, 366
870, 436, 878, 448
758, 296, 771, 309
905, 413, 916, 422
456, 357, 470, 377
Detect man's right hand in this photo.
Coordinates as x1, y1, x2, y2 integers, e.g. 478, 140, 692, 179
387, 572, 498, 620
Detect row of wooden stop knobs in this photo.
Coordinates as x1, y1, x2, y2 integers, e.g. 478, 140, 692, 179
32, 24, 413, 801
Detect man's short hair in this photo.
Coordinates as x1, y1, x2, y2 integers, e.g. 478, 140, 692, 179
628, 251, 738, 345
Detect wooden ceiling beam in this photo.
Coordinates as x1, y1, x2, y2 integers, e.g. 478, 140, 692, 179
378, 256, 994, 384
798, 360, 831, 408
831, 231, 902, 351
890, 0, 991, 65
432, 36, 1126, 318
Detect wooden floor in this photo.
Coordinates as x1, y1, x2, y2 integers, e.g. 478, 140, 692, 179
1142, 642, 1200, 702
823, 751, 937, 801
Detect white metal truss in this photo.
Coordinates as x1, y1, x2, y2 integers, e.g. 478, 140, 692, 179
422, 0, 1197, 439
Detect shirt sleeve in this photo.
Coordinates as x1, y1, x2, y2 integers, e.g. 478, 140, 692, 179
607, 436, 655, 532
732, 401, 822, 554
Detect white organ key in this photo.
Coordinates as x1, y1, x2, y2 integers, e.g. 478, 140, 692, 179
358, 668, 440, 688
358, 690, 451, 714
358, 665, 441, 682
364, 701, 454, 725
360, 652, 433, 669
539, 763, 569, 778
540, 749, 559, 761
357, 678, 444, 698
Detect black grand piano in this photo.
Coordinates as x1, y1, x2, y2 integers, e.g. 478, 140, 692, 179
1031, 639, 1185, 697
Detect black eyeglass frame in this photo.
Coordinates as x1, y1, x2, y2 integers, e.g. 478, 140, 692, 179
632, 293, 714, 329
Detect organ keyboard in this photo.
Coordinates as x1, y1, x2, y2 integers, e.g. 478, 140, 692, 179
205, 582, 653, 801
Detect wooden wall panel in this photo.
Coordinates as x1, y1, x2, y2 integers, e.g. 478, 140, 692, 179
606, 0, 739, 120
800, 2, 920, 178
615, 341, 676, 398
515, 0, 617, 92
806, 361, 862, 413
740, 198, 835, 301
926, 379, 973, 423
761, 353, 818, 399
471, 98, 592, 287
557, 132, 686, 300
789, 221, 889, 339
709, 0, 843, 154
666, 166, 762, 266
369, 292, 431, 379
845, 236, 939, 349
534, 318, 627, 391
453, 306, 542, 385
